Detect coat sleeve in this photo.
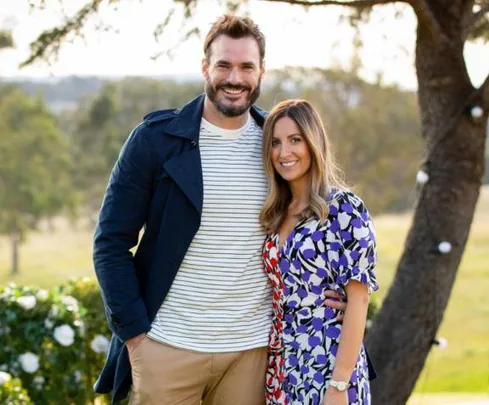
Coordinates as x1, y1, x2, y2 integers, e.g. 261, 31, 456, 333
93, 123, 156, 342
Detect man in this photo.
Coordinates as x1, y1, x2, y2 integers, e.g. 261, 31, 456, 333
93, 15, 347, 405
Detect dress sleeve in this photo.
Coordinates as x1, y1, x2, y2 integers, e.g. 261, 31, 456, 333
333, 192, 379, 294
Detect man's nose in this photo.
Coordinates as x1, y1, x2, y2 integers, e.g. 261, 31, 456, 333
228, 68, 244, 84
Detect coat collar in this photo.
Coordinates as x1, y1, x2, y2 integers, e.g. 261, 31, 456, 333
165, 93, 267, 140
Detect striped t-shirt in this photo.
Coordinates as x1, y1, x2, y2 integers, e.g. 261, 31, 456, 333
148, 114, 273, 352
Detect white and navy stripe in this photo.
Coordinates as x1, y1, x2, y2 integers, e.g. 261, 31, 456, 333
148, 114, 272, 352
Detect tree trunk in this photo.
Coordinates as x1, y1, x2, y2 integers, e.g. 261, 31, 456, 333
366, 2, 487, 404
10, 232, 20, 275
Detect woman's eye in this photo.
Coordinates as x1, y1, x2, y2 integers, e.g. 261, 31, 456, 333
291, 137, 302, 143
271, 140, 279, 147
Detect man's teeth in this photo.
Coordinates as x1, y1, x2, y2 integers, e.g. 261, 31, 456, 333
223, 88, 244, 94
281, 161, 298, 167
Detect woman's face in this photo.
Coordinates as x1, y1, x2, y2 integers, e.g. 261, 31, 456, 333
270, 116, 312, 186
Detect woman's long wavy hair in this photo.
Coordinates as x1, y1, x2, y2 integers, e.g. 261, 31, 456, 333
260, 99, 347, 233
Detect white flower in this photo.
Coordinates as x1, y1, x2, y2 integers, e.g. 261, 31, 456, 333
44, 318, 54, 329
61, 296, 78, 311
74, 370, 82, 383
17, 295, 37, 310
33, 375, 45, 387
0, 371, 12, 385
74, 320, 86, 336
0, 290, 10, 302
53, 324, 75, 347
19, 352, 40, 374
48, 305, 60, 318
90, 335, 110, 354
36, 289, 49, 301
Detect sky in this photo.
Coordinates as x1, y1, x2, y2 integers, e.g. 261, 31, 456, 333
1, 0, 488, 90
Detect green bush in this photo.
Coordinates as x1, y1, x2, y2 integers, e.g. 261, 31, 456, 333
60, 277, 111, 401
0, 279, 110, 405
0, 372, 33, 404
0, 277, 379, 404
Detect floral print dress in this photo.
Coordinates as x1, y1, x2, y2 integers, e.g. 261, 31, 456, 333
262, 190, 378, 405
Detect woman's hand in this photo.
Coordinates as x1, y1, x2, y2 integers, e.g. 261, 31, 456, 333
324, 290, 347, 322
322, 387, 348, 405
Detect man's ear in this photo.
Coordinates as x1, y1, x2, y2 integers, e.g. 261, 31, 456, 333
260, 60, 266, 78
202, 57, 209, 79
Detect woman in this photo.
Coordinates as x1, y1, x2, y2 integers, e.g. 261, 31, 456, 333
260, 99, 378, 405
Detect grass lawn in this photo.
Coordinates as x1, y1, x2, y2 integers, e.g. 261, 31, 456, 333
373, 186, 489, 394
407, 393, 489, 404
1, 187, 488, 395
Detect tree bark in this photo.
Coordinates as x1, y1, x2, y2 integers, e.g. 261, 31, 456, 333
10, 232, 20, 275
366, 1, 487, 403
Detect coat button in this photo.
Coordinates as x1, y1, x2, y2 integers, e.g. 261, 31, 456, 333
190, 140, 197, 148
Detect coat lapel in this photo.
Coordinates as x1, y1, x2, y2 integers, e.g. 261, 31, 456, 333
161, 93, 267, 216
162, 146, 203, 215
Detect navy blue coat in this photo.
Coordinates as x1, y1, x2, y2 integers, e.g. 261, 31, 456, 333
92, 94, 267, 403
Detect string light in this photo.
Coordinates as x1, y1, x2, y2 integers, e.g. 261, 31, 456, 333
416, 170, 429, 185
415, 167, 457, 254
437, 241, 452, 254
470, 105, 484, 119
412, 89, 486, 254
432, 337, 448, 349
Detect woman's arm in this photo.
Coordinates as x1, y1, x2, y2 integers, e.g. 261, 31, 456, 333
323, 281, 370, 404
332, 280, 370, 380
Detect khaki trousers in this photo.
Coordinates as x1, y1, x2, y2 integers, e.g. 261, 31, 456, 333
128, 337, 267, 405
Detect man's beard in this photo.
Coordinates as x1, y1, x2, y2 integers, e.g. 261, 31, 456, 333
205, 79, 261, 117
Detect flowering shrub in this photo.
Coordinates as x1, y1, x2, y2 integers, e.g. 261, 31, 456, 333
0, 279, 111, 405
1, 277, 379, 404
0, 371, 33, 404
60, 277, 111, 396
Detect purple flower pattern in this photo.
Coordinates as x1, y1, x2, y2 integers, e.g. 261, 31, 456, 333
263, 191, 378, 404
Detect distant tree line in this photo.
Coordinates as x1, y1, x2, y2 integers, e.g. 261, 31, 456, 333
0, 84, 74, 274
2, 67, 485, 274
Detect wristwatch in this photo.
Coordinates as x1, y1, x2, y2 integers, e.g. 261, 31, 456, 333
329, 379, 350, 392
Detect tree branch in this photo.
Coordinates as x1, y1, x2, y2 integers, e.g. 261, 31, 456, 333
0, 30, 14, 49
463, 3, 489, 38
263, 0, 407, 7
264, 0, 445, 44
466, 4, 489, 29
408, 0, 444, 43
20, 0, 107, 67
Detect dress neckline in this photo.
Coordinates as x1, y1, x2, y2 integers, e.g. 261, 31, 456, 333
272, 217, 311, 252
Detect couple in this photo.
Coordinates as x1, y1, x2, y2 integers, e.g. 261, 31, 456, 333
93, 14, 378, 405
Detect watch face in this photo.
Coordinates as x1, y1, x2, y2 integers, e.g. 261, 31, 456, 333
337, 381, 348, 391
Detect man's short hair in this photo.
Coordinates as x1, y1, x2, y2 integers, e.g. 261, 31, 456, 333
204, 15, 265, 65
